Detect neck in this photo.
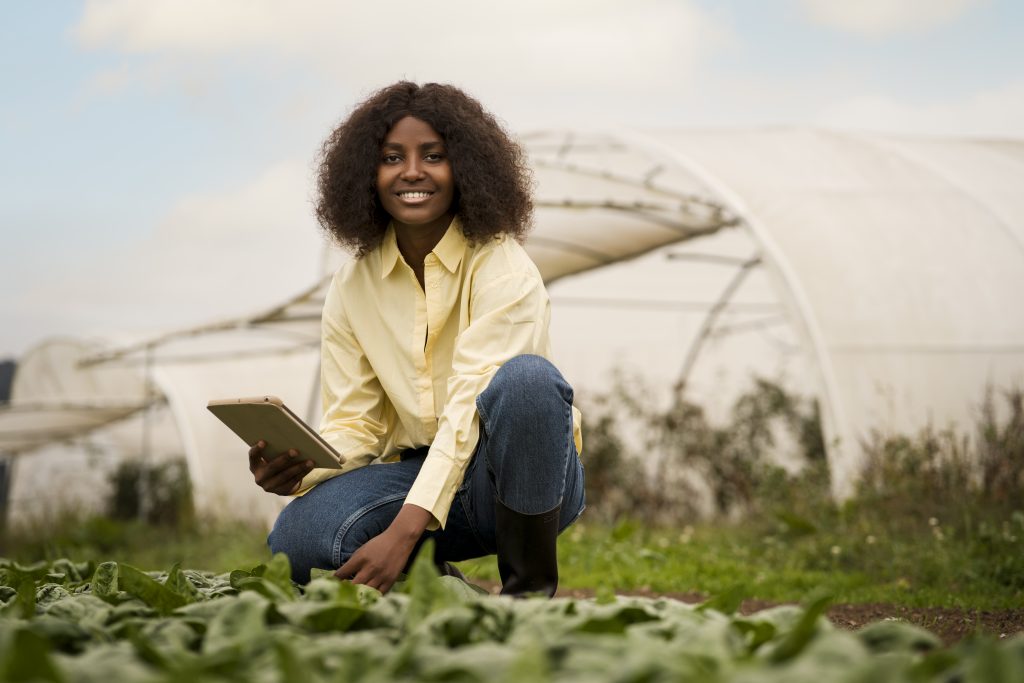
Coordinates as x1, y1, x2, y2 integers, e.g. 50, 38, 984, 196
393, 215, 454, 270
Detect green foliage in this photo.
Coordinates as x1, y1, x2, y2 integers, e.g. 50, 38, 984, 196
0, 553, 1021, 682
107, 458, 194, 527
1, 516, 270, 574
580, 373, 827, 523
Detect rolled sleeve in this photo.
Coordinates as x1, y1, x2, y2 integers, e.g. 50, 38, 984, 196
404, 271, 550, 529
294, 273, 387, 495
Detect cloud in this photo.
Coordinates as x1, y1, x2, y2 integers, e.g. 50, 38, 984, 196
15, 160, 337, 341
73, 0, 728, 107
815, 81, 1024, 137
798, 0, 984, 36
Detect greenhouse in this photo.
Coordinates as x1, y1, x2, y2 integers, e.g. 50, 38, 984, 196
2, 128, 1023, 525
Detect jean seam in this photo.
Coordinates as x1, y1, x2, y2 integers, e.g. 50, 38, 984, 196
560, 457, 586, 532
474, 395, 500, 485
457, 486, 491, 554
332, 492, 408, 566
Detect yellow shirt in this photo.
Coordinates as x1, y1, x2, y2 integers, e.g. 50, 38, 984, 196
297, 217, 583, 530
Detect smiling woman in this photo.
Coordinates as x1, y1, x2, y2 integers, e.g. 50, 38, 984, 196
248, 82, 585, 597
375, 116, 457, 285
313, 82, 533, 257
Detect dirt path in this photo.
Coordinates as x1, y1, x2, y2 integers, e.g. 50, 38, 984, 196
551, 586, 1023, 646
473, 581, 1021, 645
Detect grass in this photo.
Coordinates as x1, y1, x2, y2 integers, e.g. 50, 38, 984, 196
455, 511, 1024, 609
3, 504, 1021, 610
0, 514, 272, 575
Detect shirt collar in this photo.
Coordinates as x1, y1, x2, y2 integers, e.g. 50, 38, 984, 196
379, 216, 466, 279
380, 224, 402, 279
432, 215, 466, 274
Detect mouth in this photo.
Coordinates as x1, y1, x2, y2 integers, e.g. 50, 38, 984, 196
395, 190, 434, 205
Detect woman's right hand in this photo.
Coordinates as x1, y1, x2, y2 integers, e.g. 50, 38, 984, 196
249, 440, 315, 495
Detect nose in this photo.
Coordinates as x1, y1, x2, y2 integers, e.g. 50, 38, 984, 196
400, 157, 425, 181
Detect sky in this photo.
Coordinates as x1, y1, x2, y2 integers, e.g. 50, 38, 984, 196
2, 0, 1024, 361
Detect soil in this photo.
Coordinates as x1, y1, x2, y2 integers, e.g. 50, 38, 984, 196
476, 582, 1024, 646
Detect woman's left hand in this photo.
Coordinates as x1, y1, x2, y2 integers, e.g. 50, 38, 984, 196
334, 504, 432, 593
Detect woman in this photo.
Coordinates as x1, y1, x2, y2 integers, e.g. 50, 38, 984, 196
250, 82, 584, 596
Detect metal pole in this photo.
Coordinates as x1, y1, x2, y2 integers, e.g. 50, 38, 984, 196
674, 254, 762, 395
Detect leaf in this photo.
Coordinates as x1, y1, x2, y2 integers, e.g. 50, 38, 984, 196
27, 615, 91, 654
438, 575, 490, 599
50, 559, 92, 585
857, 620, 942, 654
573, 605, 660, 634
276, 601, 366, 633
0, 626, 65, 682
309, 568, 335, 581
697, 586, 747, 616
959, 636, 1024, 683
42, 594, 112, 636
90, 562, 119, 602
164, 564, 202, 604
399, 540, 455, 629
202, 591, 269, 656
117, 565, 188, 616
765, 590, 833, 663
731, 617, 777, 654
35, 584, 72, 609
273, 638, 308, 682
232, 576, 296, 604
10, 579, 36, 620
250, 553, 297, 600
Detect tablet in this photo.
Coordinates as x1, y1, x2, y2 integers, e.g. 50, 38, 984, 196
207, 395, 345, 470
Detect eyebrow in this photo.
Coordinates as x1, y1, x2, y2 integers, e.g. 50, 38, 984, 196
381, 140, 445, 150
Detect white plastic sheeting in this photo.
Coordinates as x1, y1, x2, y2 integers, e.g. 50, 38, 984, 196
642, 129, 1024, 496
5, 128, 1023, 519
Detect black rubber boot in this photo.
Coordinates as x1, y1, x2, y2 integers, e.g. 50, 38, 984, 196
495, 499, 560, 598
435, 560, 469, 582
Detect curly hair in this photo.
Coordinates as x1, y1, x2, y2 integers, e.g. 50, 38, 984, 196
315, 82, 533, 257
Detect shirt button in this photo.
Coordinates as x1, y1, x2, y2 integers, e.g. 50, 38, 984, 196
430, 281, 440, 289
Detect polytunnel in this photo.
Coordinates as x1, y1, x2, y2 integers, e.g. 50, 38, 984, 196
3, 127, 1023, 523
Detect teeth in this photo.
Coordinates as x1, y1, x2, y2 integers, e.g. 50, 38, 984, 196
399, 191, 431, 199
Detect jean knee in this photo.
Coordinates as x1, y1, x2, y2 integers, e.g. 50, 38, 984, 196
333, 494, 406, 565
267, 504, 316, 583
488, 354, 571, 405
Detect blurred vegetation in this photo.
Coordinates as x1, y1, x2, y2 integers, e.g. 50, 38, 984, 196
1, 457, 267, 573
580, 373, 828, 524
107, 458, 194, 526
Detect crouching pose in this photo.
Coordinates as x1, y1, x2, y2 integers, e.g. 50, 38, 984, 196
249, 82, 585, 596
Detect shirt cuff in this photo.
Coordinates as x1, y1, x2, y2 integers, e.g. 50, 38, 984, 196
291, 450, 378, 497
404, 451, 464, 531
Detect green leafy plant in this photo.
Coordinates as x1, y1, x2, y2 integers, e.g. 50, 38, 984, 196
0, 549, 1021, 682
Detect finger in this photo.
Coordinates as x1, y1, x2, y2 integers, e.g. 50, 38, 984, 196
352, 568, 375, 587
257, 459, 313, 490
263, 449, 302, 474
271, 474, 307, 496
248, 440, 266, 465
336, 554, 360, 580
257, 452, 304, 480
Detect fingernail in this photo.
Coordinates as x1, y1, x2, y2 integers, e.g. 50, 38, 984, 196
305, 460, 314, 468
289, 449, 298, 456
257, 440, 265, 447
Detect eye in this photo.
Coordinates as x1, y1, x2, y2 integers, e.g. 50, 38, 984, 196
425, 152, 446, 162
381, 153, 402, 164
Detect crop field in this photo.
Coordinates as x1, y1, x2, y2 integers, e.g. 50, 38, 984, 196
1, 384, 1020, 680
2, 547, 1022, 683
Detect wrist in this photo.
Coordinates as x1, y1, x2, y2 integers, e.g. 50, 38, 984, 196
388, 504, 432, 544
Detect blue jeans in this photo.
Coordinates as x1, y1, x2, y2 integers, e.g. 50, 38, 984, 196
268, 354, 586, 583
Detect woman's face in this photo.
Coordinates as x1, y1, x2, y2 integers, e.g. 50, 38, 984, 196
376, 116, 456, 234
